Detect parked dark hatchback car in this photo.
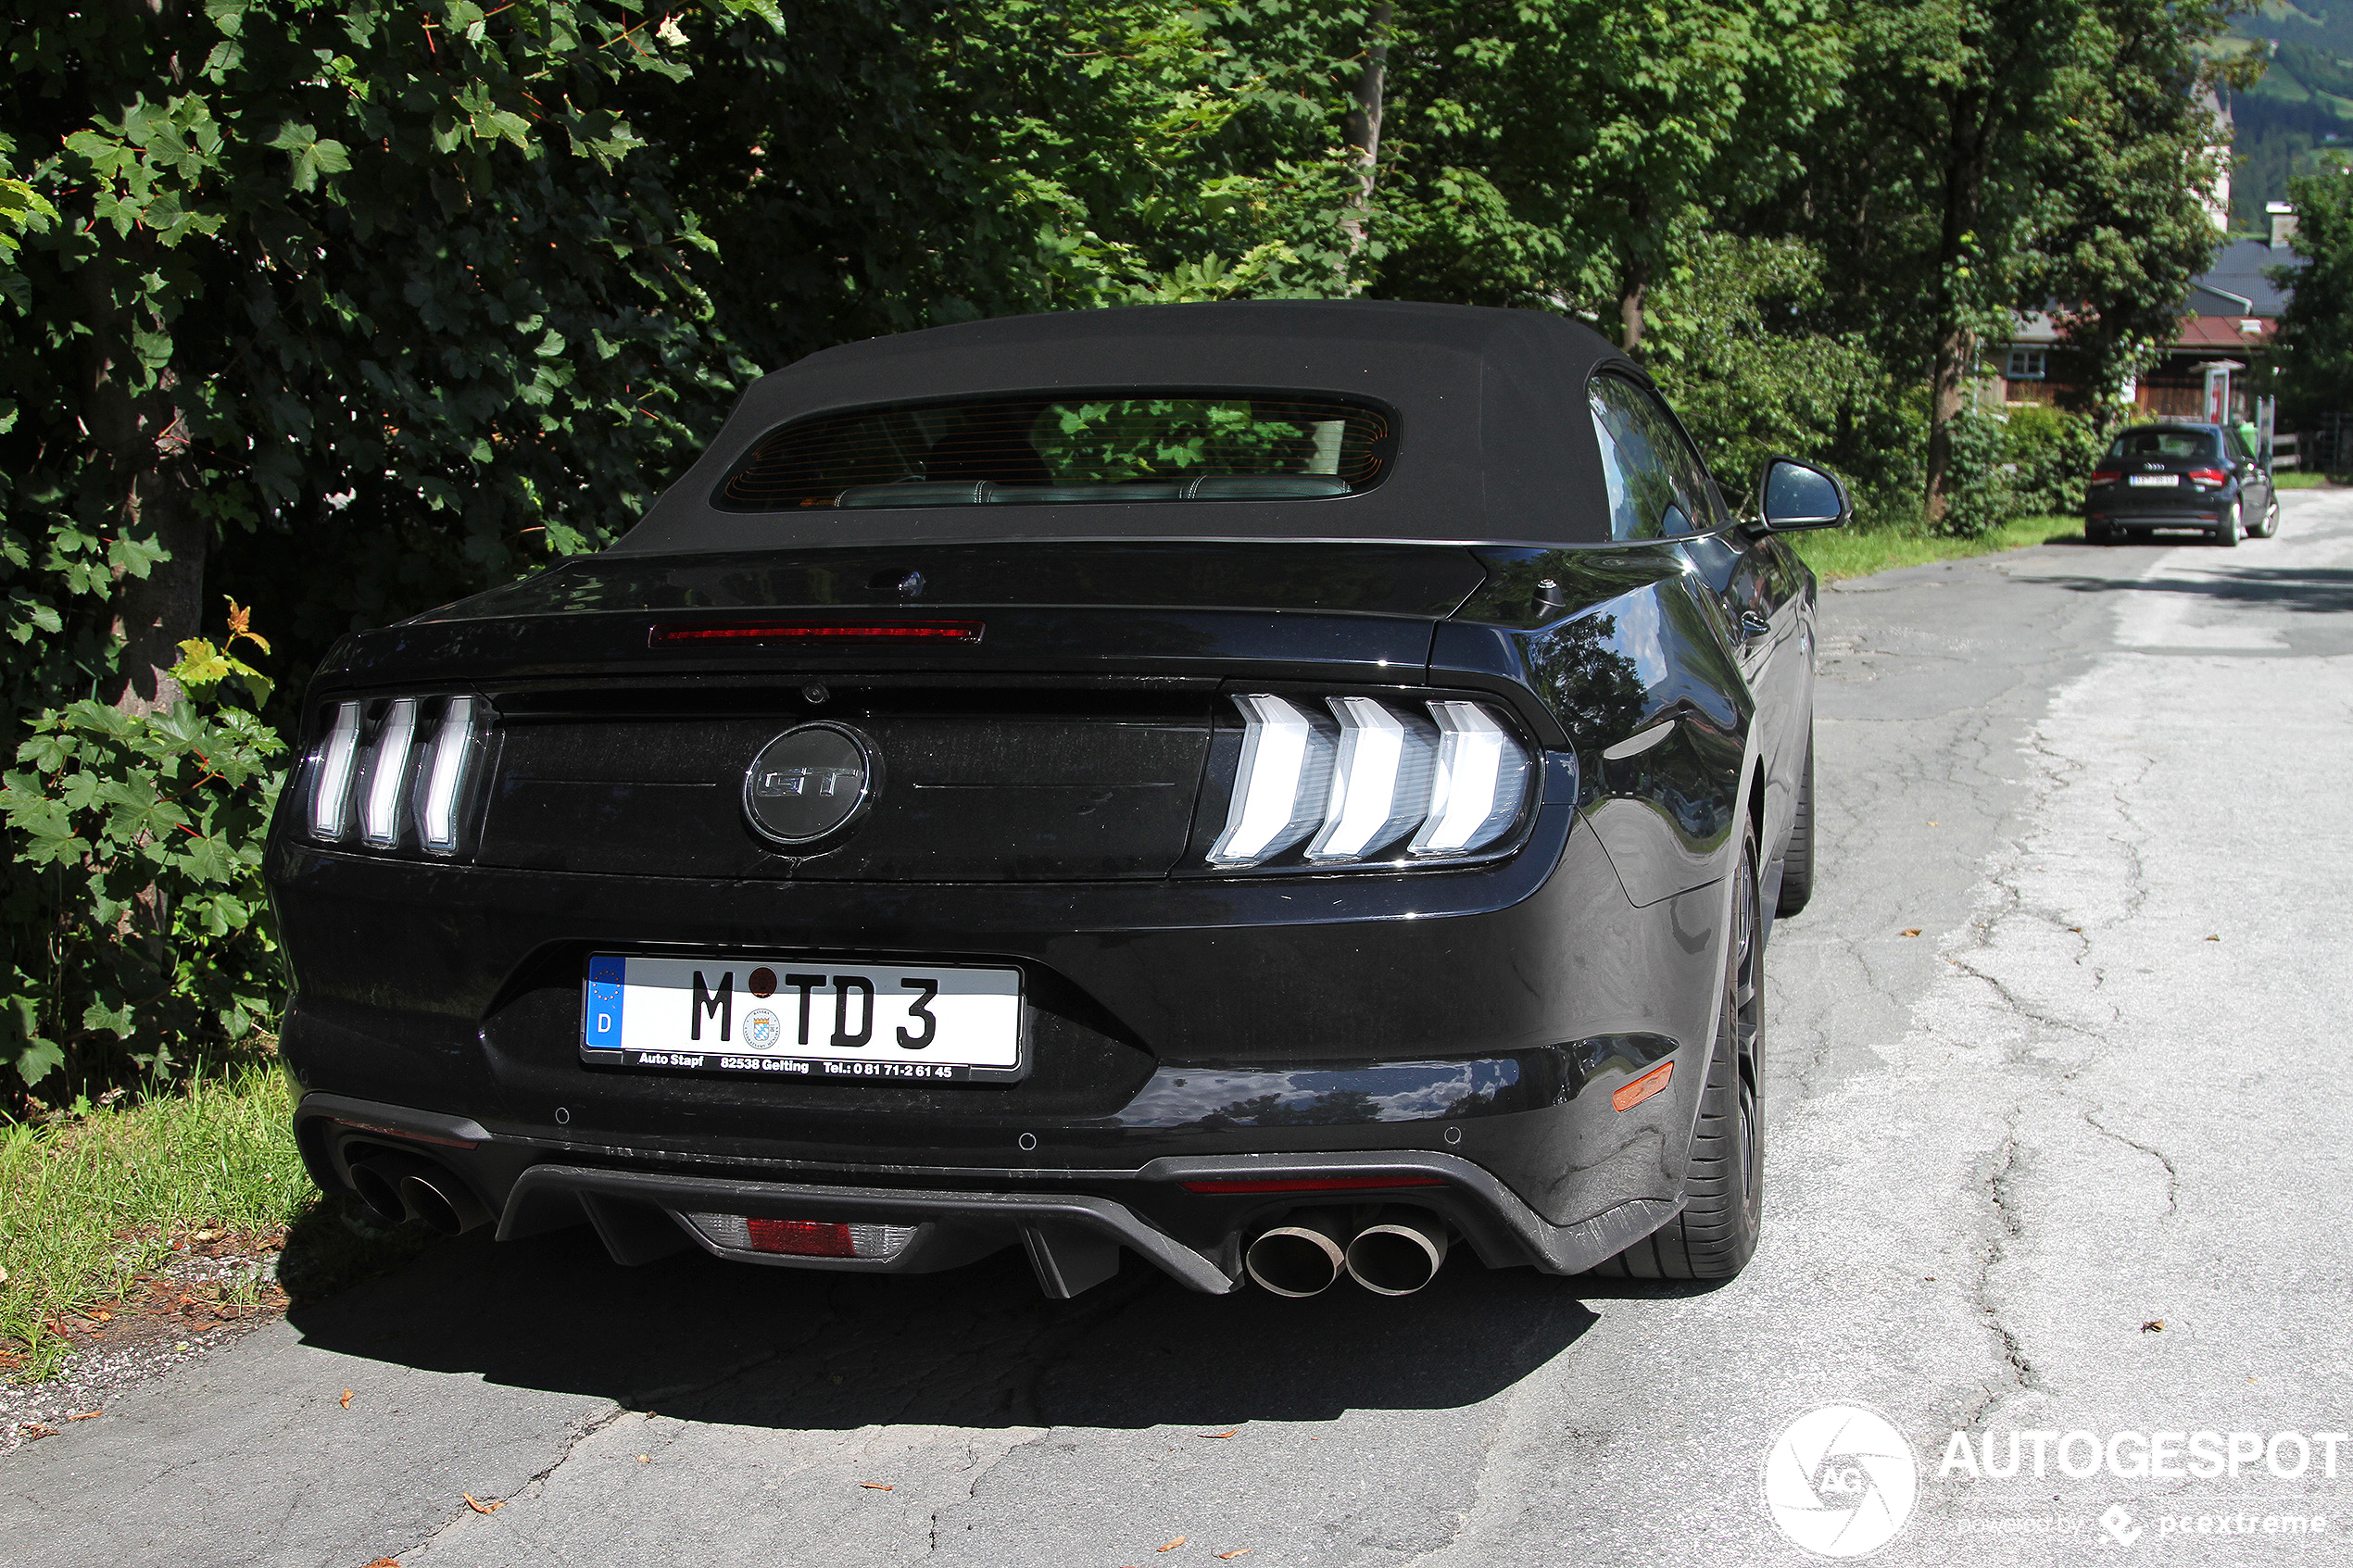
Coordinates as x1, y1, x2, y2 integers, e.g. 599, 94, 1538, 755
268, 301, 1847, 1301
2084, 421, 2277, 546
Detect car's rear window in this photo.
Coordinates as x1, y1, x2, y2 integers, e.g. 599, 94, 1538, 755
2106, 427, 2221, 461
713, 392, 1395, 511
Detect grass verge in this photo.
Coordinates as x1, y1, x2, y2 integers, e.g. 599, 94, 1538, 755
1788, 513, 2086, 583
0, 1066, 434, 1380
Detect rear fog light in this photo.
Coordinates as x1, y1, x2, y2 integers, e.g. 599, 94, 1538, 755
684, 1211, 918, 1260
749, 1218, 856, 1257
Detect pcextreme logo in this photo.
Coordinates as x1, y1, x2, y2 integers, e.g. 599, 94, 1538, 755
1762, 1404, 1922, 1558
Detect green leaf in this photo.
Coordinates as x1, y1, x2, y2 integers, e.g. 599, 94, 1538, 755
13, 1037, 65, 1086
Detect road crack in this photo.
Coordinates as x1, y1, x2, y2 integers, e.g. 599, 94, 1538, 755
2081, 1106, 2180, 1217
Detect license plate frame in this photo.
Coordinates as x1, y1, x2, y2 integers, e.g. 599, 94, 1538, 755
2127, 474, 2178, 488
580, 952, 1028, 1084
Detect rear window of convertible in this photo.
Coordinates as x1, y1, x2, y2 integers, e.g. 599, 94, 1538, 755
712, 392, 1396, 510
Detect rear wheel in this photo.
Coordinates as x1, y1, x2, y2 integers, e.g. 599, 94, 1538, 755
2084, 521, 2115, 545
2212, 504, 2240, 547
1587, 822, 1764, 1281
1775, 734, 1815, 918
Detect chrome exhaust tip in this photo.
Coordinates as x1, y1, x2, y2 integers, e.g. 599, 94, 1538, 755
1344, 1210, 1450, 1297
1243, 1210, 1350, 1298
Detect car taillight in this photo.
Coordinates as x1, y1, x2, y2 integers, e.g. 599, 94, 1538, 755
308, 701, 364, 841
1209, 695, 1336, 865
1308, 696, 1440, 861
416, 696, 485, 853
302, 694, 494, 859
2186, 468, 2228, 487
359, 697, 419, 849
1209, 693, 1534, 869
2089, 469, 2121, 485
1180, 1175, 1448, 1194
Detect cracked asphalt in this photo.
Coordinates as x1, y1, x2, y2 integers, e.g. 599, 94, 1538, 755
6, 495, 2350, 1566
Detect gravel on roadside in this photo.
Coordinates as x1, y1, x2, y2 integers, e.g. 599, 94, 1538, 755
1, 1238, 286, 1456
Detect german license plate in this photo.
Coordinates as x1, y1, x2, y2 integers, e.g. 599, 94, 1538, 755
581, 954, 1024, 1082
2128, 474, 2177, 487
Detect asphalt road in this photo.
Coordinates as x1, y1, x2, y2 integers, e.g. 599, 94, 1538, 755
6, 495, 2351, 1568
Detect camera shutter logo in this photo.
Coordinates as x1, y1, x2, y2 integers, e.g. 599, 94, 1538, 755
1761, 1405, 1919, 1558
743, 723, 875, 846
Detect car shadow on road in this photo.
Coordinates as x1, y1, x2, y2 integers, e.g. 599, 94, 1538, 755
283, 1224, 1699, 1430
2020, 564, 2353, 616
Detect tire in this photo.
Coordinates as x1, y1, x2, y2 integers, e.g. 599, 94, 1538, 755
2255, 495, 2280, 538
2212, 504, 2240, 547
1587, 821, 1765, 1281
2084, 521, 2115, 545
1775, 734, 1815, 918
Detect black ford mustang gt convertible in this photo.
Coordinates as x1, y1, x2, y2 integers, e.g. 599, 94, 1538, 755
270, 300, 1846, 1300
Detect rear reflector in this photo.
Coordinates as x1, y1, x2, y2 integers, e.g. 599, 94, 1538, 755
649, 621, 983, 647
1179, 1175, 1448, 1195
1613, 1061, 1675, 1112
682, 1211, 918, 1260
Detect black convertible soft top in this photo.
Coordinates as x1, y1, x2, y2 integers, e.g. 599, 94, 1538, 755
614, 300, 1637, 554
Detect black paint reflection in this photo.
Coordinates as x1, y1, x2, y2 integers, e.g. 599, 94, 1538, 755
1116, 1035, 1679, 1128
422, 541, 1489, 622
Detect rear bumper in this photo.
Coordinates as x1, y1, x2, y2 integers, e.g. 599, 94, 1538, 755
2087, 488, 2235, 522
294, 1090, 1683, 1296
270, 789, 1732, 1244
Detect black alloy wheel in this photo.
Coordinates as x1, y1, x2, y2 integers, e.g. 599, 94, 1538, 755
1588, 819, 1765, 1281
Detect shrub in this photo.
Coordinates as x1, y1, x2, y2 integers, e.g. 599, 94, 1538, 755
0, 624, 283, 1099
2003, 402, 2104, 517
1935, 401, 2017, 537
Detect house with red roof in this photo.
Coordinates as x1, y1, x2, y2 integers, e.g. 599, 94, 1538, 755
1992, 202, 2301, 422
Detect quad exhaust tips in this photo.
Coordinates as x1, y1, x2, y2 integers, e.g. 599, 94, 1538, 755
1243, 1208, 1452, 1298
348, 1151, 493, 1236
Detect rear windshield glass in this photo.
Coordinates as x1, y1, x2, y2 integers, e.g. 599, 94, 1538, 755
713, 393, 1395, 510
2107, 428, 2221, 461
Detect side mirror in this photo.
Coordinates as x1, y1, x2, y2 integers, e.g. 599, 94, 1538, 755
1757, 457, 1851, 531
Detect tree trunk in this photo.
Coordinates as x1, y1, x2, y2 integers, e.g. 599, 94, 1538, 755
1617, 195, 1654, 359
1926, 324, 1973, 521
1924, 88, 1990, 523
1338, 3, 1394, 263
77, 252, 203, 718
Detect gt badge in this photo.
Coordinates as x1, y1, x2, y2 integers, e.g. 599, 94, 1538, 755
742, 722, 875, 846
